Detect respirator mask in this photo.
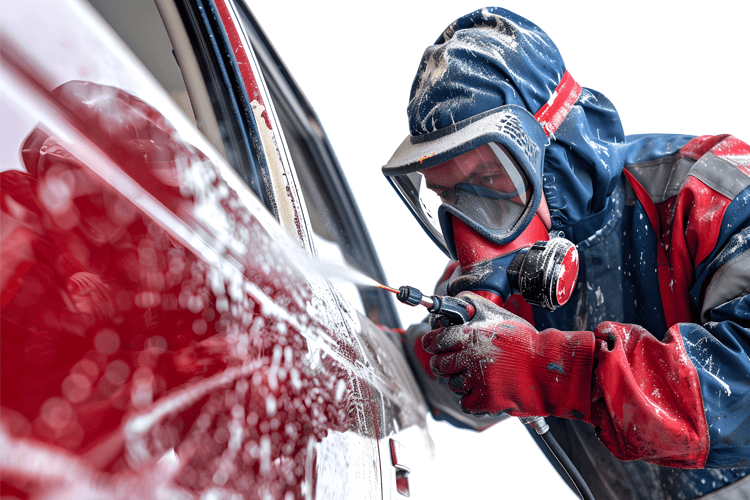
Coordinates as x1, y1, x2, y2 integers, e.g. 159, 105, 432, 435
383, 105, 578, 311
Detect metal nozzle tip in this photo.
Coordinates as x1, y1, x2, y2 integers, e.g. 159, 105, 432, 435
397, 285, 423, 307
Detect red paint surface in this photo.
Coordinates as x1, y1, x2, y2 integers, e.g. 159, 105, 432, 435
1, 81, 350, 499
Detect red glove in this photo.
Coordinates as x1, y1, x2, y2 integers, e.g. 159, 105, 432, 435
422, 292, 595, 420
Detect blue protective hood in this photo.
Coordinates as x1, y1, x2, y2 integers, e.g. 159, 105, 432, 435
403, 7, 641, 242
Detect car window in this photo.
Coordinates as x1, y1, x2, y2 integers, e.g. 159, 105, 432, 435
86, 0, 399, 326
235, 4, 401, 328
91, 0, 371, 317
83, 0, 282, 212
86, 0, 196, 124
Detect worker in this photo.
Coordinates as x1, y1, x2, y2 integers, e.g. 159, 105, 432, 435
382, 7, 749, 499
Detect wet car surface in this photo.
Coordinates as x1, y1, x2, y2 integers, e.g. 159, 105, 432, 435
1, 0, 433, 498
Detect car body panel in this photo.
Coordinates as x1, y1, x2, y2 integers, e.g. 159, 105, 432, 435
0, 0, 434, 498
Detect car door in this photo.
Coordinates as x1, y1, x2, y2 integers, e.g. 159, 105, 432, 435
0, 0, 433, 499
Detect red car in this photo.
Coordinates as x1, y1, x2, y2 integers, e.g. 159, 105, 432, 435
1, 0, 432, 497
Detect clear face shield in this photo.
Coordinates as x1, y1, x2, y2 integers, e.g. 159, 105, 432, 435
383, 105, 548, 259
388, 142, 532, 255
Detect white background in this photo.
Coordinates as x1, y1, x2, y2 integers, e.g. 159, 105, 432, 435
252, 2, 748, 498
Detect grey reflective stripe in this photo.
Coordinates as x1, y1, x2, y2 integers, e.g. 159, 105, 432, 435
702, 248, 750, 323
626, 155, 695, 203
697, 474, 750, 500
624, 152, 750, 205
690, 152, 750, 200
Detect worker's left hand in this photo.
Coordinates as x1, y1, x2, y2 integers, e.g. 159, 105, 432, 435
422, 291, 595, 420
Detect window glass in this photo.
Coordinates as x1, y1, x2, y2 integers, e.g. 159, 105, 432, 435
86, 0, 196, 122
236, 5, 400, 326
3, 0, 219, 171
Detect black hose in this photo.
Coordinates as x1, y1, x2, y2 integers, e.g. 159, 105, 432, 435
539, 428, 595, 500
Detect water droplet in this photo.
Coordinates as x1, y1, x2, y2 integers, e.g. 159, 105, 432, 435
94, 328, 120, 355
62, 373, 92, 403
104, 359, 131, 386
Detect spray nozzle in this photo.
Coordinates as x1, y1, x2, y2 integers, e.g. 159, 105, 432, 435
385, 285, 473, 326
397, 285, 433, 308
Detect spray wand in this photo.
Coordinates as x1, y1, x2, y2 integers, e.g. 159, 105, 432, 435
378, 284, 473, 327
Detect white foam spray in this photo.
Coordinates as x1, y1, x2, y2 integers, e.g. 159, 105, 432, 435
307, 258, 382, 289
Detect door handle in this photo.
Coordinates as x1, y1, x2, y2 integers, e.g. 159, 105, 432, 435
389, 438, 410, 497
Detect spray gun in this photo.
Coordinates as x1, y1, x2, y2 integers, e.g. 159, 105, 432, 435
379, 284, 473, 326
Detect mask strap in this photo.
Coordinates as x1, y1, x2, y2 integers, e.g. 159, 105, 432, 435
534, 71, 582, 140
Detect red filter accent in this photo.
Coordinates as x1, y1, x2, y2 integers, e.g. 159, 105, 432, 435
555, 244, 579, 306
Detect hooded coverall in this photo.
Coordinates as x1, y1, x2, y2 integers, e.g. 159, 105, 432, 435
391, 8, 750, 499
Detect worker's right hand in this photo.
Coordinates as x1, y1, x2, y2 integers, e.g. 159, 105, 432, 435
422, 291, 595, 420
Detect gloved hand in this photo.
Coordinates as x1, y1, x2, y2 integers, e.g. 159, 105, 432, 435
399, 321, 509, 431
422, 292, 595, 420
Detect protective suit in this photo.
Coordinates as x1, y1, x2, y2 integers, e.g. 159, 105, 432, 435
383, 8, 750, 499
